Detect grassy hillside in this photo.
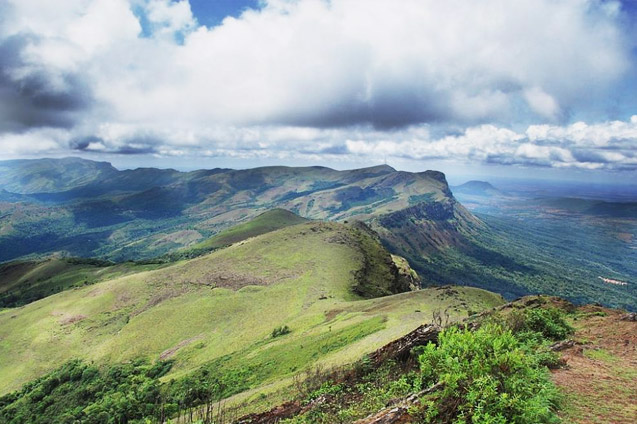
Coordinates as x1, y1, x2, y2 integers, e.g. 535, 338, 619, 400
0, 209, 307, 307
0, 258, 161, 308
187, 208, 309, 252
0, 220, 503, 411
236, 296, 634, 424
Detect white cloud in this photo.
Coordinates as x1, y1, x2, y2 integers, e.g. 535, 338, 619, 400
1, 116, 636, 170
0, 0, 635, 172
143, 0, 196, 39
523, 87, 561, 121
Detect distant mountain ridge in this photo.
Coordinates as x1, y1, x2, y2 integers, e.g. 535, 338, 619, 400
451, 180, 503, 197
2, 158, 634, 312
536, 197, 637, 218
0, 157, 118, 194
0, 158, 470, 263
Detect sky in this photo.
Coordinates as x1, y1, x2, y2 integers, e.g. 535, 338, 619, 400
0, 0, 636, 183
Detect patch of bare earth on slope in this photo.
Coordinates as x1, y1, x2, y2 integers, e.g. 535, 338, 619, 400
552, 307, 637, 424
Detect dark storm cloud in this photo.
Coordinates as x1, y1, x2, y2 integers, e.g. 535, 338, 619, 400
278, 85, 449, 130
70, 135, 103, 151
0, 35, 93, 132
70, 134, 158, 155
115, 144, 158, 155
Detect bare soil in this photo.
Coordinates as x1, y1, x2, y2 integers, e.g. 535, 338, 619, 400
551, 305, 637, 424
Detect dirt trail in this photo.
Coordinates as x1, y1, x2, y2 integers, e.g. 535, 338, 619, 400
551, 306, 637, 424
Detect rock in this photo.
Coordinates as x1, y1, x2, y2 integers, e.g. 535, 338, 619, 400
549, 339, 576, 352
368, 324, 440, 365
620, 312, 637, 322
234, 401, 302, 424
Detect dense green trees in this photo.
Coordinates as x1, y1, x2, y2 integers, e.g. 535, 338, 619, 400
0, 359, 173, 424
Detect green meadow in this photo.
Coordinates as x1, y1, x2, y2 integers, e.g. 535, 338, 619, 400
0, 218, 503, 407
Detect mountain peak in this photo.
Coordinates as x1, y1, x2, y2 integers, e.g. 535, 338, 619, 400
452, 180, 502, 197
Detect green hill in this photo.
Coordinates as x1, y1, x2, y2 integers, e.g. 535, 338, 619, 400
0, 157, 117, 194
0, 209, 306, 307
0, 219, 503, 419
188, 208, 309, 252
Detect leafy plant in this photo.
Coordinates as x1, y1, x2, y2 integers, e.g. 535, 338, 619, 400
0, 359, 174, 424
272, 325, 291, 338
417, 324, 561, 423
522, 308, 573, 341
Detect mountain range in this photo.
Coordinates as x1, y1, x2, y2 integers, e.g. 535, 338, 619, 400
0, 158, 465, 261
1, 157, 634, 311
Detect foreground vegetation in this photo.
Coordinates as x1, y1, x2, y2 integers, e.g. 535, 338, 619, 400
278, 301, 572, 424
0, 299, 572, 423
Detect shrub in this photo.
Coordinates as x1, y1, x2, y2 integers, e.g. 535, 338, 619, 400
307, 381, 345, 401
272, 325, 291, 338
417, 324, 561, 423
521, 308, 573, 341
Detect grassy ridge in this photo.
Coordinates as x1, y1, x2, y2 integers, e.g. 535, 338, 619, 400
172, 208, 309, 259
0, 209, 305, 307
0, 220, 503, 403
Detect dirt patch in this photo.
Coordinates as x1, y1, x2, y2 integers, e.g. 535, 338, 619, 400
59, 314, 87, 325
616, 232, 632, 243
160, 336, 203, 360
325, 309, 343, 321
197, 271, 269, 289
87, 286, 106, 297
152, 230, 202, 247
133, 286, 190, 316
156, 263, 298, 292
551, 307, 637, 424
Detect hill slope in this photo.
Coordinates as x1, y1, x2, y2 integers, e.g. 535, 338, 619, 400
0, 219, 503, 401
229, 297, 635, 424
188, 208, 309, 252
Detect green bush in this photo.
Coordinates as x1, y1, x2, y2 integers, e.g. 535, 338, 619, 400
520, 308, 573, 341
272, 325, 291, 338
417, 324, 561, 424
307, 381, 345, 401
